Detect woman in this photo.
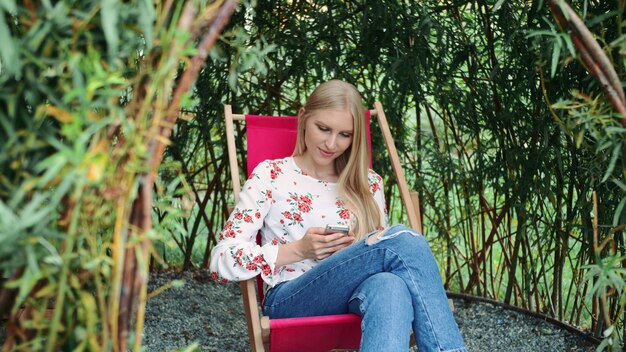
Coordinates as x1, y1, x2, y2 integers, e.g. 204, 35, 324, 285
210, 80, 466, 352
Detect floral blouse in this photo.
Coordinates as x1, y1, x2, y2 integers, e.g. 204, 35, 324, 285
209, 156, 388, 287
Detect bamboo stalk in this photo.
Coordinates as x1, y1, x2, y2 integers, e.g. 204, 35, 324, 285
548, 0, 626, 125
115, 2, 239, 351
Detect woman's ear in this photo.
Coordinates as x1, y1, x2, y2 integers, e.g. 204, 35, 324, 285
297, 107, 306, 117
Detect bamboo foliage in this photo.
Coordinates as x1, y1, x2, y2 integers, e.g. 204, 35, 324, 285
0, 0, 237, 351
546, 1, 626, 348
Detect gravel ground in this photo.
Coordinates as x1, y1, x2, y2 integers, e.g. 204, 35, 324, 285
0, 271, 598, 351
141, 271, 597, 352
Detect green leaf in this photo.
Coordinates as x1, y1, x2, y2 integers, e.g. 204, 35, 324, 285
603, 325, 615, 338
101, 0, 120, 60
138, 0, 156, 49
558, 1, 571, 21
601, 143, 621, 183
562, 34, 575, 57
492, 0, 505, 12
171, 279, 185, 288
35, 153, 68, 188
550, 38, 561, 78
0, 0, 17, 13
0, 5, 21, 79
613, 196, 626, 227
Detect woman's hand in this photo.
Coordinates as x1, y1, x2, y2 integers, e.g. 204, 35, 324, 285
275, 227, 355, 267
297, 227, 355, 261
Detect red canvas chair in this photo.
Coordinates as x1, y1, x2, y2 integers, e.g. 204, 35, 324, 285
224, 102, 424, 352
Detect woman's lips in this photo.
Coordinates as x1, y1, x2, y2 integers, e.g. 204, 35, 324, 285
319, 148, 334, 157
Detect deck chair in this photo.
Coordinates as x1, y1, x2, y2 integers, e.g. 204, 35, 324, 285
224, 102, 424, 352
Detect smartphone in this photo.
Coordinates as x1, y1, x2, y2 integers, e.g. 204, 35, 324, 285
324, 224, 350, 235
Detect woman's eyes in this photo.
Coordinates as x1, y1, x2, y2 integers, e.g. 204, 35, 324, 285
317, 125, 351, 138
318, 125, 330, 132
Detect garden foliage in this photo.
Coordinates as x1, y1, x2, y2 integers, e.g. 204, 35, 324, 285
1, 0, 626, 351
0, 0, 236, 350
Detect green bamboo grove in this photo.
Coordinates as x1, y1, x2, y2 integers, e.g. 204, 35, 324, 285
1, 0, 625, 350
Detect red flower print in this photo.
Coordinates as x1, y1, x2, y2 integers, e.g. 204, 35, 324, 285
286, 267, 295, 272
284, 192, 315, 226
219, 230, 236, 240
336, 199, 345, 207
271, 238, 279, 245
253, 255, 264, 264
270, 169, 278, 179
246, 263, 257, 271
210, 272, 219, 281
255, 212, 261, 219
244, 215, 252, 223
261, 264, 271, 276
339, 209, 350, 219
283, 211, 292, 219
266, 190, 272, 199
224, 220, 233, 230
234, 212, 243, 220
221, 278, 230, 284
370, 182, 381, 193
298, 203, 311, 213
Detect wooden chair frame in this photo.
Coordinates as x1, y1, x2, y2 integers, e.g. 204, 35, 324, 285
224, 102, 423, 352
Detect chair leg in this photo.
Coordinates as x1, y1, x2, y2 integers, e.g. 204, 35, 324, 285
261, 316, 270, 351
240, 280, 265, 352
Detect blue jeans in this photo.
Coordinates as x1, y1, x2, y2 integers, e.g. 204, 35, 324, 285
263, 225, 466, 352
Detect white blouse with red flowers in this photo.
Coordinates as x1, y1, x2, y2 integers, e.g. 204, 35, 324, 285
209, 156, 388, 287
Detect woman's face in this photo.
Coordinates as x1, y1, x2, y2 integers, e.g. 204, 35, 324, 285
303, 108, 354, 169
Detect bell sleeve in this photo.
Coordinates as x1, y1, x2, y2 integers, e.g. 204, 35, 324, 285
209, 161, 279, 284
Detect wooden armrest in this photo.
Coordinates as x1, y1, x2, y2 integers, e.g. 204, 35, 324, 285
261, 316, 270, 335
409, 191, 423, 234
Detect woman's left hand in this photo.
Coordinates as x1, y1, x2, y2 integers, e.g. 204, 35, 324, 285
276, 227, 355, 266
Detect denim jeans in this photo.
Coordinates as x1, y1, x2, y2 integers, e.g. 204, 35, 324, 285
263, 225, 467, 352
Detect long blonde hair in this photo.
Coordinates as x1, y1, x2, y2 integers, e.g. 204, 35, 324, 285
293, 80, 381, 239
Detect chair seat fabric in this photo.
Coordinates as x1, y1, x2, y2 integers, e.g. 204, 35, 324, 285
269, 314, 362, 352
246, 115, 298, 177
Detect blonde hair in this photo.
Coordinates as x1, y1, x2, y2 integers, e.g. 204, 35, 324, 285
293, 80, 381, 239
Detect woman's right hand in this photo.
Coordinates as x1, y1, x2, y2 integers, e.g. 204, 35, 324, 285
275, 227, 355, 267
296, 227, 355, 261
